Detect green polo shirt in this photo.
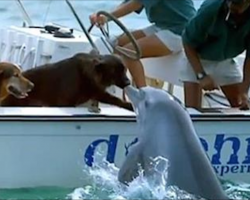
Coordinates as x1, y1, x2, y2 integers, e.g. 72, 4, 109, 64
182, 0, 250, 61
128, 0, 196, 35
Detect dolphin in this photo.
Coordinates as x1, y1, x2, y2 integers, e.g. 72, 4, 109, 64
118, 86, 228, 200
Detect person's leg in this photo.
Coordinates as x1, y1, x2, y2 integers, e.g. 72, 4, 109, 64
184, 82, 203, 109
220, 83, 242, 107
121, 34, 173, 88
180, 58, 208, 109
117, 24, 160, 47
213, 59, 243, 107
116, 29, 147, 100
117, 29, 146, 47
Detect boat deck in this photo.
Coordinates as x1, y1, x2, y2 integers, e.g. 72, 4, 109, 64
0, 106, 249, 121
0, 106, 135, 121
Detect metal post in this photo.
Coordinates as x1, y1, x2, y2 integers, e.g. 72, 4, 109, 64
15, 0, 33, 27
65, 0, 99, 53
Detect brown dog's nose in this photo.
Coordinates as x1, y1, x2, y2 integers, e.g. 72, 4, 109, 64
120, 76, 131, 88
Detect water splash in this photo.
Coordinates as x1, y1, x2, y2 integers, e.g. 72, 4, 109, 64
65, 149, 250, 200
1, 155, 250, 200
67, 152, 201, 200
223, 180, 250, 200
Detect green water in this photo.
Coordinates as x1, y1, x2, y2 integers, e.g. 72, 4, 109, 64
1, 180, 250, 200
0, 187, 73, 200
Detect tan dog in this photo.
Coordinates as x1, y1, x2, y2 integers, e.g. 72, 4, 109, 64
0, 62, 34, 102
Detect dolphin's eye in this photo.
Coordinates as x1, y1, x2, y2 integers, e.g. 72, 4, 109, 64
144, 100, 149, 108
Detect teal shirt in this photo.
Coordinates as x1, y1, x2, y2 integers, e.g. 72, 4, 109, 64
182, 0, 250, 61
133, 0, 196, 35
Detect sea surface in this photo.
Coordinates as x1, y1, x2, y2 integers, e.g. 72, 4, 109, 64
0, 1, 250, 200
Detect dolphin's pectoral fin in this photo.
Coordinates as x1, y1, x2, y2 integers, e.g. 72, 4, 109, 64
118, 163, 140, 185
118, 144, 142, 184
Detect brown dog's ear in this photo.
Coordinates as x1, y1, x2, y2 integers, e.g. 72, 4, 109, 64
93, 58, 106, 73
89, 49, 99, 56
92, 58, 102, 65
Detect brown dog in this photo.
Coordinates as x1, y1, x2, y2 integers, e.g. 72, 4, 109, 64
1, 53, 133, 112
0, 62, 34, 103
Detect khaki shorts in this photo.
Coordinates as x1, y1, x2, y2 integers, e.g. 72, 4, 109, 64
142, 25, 183, 53
180, 58, 243, 86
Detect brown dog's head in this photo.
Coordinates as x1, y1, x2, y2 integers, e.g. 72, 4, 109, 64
0, 62, 34, 101
93, 54, 131, 89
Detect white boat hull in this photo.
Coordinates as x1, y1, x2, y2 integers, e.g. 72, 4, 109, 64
0, 107, 250, 188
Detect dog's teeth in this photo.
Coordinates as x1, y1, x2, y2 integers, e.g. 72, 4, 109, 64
21, 93, 28, 97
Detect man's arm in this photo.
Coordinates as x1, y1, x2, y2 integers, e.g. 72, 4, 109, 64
182, 2, 215, 75
110, 0, 143, 19
183, 43, 204, 75
118, 0, 144, 14
182, 2, 220, 90
182, 15, 210, 79
89, 0, 143, 26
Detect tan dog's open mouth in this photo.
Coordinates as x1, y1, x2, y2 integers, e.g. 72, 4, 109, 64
7, 85, 29, 99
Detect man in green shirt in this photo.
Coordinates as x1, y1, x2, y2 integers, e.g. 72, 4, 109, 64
90, 0, 196, 88
181, 0, 250, 110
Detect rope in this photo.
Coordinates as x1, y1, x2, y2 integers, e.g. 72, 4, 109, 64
204, 92, 230, 107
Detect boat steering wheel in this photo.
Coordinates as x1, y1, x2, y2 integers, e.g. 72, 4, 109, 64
89, 11, 141, 60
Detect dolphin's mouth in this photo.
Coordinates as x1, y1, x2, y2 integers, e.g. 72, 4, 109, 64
124, 85, 140, 103
124, 85, 144, 116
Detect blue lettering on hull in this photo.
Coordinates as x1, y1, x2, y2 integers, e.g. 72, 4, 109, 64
84, 135, 118, 167
84, 134, 250, 177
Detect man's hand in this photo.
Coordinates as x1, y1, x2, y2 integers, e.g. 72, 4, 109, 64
89, 13, 107, 27
199, 75, 219, 91
239, 93, 250, 110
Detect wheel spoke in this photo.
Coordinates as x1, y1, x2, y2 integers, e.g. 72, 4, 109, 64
87, 10, 141, 60
115, 46, 137, 55
115, 46, 138, 60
